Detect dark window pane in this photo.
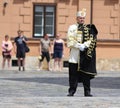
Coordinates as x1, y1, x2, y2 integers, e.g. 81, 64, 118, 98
45, 26, 54, 36
35, 12, 43, 15
46, 7, 54, 12
45, 17, 53, 25
34, 26, 43, 36
35, 6, 43, 12
46, 12, 53, 16
35, 16, 42, 25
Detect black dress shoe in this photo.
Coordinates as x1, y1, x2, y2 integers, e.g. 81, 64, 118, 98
67, 93, 74, 96
84, 90, 93, 97
85, 94, 93, 97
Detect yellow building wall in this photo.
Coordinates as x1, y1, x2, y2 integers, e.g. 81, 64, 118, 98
0, 0, 120, 71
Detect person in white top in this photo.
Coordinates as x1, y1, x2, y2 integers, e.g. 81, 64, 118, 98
67, 8, 98, 97
2, 35, 13, 69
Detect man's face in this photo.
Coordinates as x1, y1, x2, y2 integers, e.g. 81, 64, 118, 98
18, 31, 23, 36
18, 32, 22, 36
44, 34, 49, 40
77, 16, 85, 24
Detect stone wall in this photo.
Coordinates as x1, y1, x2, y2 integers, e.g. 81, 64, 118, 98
0, 56, 120, 71
97, 58, 120, 71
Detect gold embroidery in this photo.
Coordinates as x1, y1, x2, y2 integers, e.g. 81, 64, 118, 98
76, 30, 83, 43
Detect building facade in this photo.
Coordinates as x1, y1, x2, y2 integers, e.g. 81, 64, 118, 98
0, 0, 120, 71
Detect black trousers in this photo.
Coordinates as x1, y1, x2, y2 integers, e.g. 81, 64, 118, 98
68, 63, 91, 95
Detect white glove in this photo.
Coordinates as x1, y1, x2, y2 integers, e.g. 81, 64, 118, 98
79, 44, 85, 51
74, 43, 81, 48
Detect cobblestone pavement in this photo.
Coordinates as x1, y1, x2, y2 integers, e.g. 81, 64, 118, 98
0, 70, 120, 108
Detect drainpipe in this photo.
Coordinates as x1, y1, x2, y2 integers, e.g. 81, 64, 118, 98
90, 0, 93, 25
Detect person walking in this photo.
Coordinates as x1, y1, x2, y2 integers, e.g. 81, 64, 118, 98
14, 30, 28, 71
38, 34, 52, 71
2, 35, 13, 69
53, 34, 64, 71
67, 8, 98, 97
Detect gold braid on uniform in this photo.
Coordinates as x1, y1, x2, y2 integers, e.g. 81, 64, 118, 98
83, 24, 89, 40
82, 25, 96, 59
86, 34, 96, 58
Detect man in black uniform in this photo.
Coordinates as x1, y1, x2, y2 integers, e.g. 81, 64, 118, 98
67, 8, 98, 97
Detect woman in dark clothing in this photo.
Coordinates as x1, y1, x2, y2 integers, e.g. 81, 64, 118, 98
53, 34, 64, 71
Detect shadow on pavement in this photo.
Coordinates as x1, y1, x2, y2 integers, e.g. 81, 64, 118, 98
1, 77, 120, 89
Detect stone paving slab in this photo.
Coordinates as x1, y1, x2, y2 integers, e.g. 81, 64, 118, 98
0, 70, 120, 108
0, 97, 120, 108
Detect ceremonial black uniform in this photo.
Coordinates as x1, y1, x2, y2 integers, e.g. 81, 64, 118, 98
67, 24, 98, 96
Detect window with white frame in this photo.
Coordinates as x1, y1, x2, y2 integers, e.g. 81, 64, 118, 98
33, 5, 56, 38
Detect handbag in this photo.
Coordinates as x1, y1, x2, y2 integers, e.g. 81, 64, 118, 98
22, 36, 30, 53
25, 45, 30, 53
